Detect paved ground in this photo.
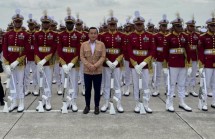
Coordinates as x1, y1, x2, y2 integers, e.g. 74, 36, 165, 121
0, 73, 215, 139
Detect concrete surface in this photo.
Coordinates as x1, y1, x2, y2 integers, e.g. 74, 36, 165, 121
0, 73, 215, 139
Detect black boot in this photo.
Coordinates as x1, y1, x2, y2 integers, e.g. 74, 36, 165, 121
83, 106, 90, 114
0, 99, 4, 106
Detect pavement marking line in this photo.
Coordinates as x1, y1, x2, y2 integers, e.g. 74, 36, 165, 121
2, 96, 38, 139
158, 95, 204, 139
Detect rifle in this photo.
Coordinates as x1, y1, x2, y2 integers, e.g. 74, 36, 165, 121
109, 70, 116, 115
139, 71, 146, 114
198, 70, 207, 110
3, 75, 10, 113
62, 74, 69, 114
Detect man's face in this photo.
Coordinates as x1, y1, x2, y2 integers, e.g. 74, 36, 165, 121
173, 24, 183, 33
13, 20, 23, 29
108, 23, 117, 31
50, 24, 57, 31
135, 23, 144, 32
28, 23, 35, 30
160, 24, 168, 32
88, 29, 98, 41
66, 22, 75, 31
125, 26, 131, 32
148, 26, 154, 32
42, 22, 50, 30
208, 24, 215, 33
187, 25, 195, 32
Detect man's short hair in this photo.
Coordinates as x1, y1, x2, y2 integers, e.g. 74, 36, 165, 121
89, 27, 98, 34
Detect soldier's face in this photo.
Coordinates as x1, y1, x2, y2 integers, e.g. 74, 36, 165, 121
76, 24, 83, 31
208, 24, 215, 33
187, 25, 195, 32
148, 26, 154, 32
108, 23, 117, 31
28, 23, 35, 31
160, 24, 167, 32
66, 22, 75, 30
135, 23, 144, 32
42, 22, 50, 30
13, 20, 23, 29
174, 24, 183, 32
125, 26, 131, 32
88, 28, 98, 41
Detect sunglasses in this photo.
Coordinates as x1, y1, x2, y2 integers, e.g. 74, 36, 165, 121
189, 25, 195, 27
210, 24, 215, 27
135, 23, 143, 26
161, 25, 167, 27
175, 25, 182, 28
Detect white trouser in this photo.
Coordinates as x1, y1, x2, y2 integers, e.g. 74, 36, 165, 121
132, 68, 150, 101
103, 67, 122, 100
37, 66, 53, 98
101, 68, 105, 91
185, 61, 198, 87
168, 67, 186, 98
24, 61, 37, 89
205, 68, 215, 101
154, 61, 167, 89
124, 60, 132, 86
79, 61, 85, 86
53, 62, 61, 85
10, 66, 25, 99
61, 68, 79, 99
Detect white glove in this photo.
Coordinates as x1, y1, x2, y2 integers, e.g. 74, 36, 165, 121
68, 63, 74, 70
139, 61, 147, 69
106, 60, 115, 69
10, 60, 19, 70
134, 65, 141, 75
187, 67, 192, 76
4, 65, 11, 75
62, 64, 69, 74
113, 60, 119, 67
199, 68, 203, 75
37, 59, 47, 72
163, 68, 169, 75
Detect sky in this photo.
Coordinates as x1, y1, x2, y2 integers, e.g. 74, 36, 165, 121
0, 0, 214, 30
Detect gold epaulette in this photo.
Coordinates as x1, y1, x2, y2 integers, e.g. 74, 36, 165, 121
164, 33, 171, 37
182, 32, 188, 35
200, 33, 206, 37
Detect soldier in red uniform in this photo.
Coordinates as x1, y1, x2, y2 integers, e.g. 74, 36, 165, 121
198, 12, 215, 111
34, 10, 58, 111
3, 9, 30, 112
185, 16, 200, 97
127, 11, 155, 113
58, 7, 82, 112
100, 10, 125, 113
152, 14, 169, 97
24, 14, 38, 96
75, 13, 89, 96
164, 13, 192, 112
122, 17, 132, 96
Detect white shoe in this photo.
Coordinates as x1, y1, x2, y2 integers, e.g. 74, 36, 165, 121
152, 91, 160, 97
190, 91, 198, 97
211, 102, 215, 109
71, 99, 78, 112
202, 105, 208, 111
36, 99, 45, 111
9, 99, 18, 112
45, 98, 52, 111
25, 91, 31, 96
17, 99, 25, 112
52, 80, 56, 84
134, 101, 140, 113
32, 91, 39, 96
101, 100, 109, 112
179, 99, 192, 112
117, 101, 124, 113
166, 97, 175, 112
30, 81, 33, 84
123, 86, 130, 96
57, 85, 62, 95
208, 92, 213, 97
185, 92, 189, 97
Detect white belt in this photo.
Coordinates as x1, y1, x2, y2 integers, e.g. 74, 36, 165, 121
156, 47, 163, 52
62, 47, 76, 53
169, 48, 184, 54
133, 50, 148, 56
190, 45, 197, 50
39, 47, 51, 53
106, 48, 120, 54
8, 46, 24, 52
204, 49, 215, 55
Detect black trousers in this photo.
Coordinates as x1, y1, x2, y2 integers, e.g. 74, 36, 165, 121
84, 74, 102, 107
0, 77, 4, 101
